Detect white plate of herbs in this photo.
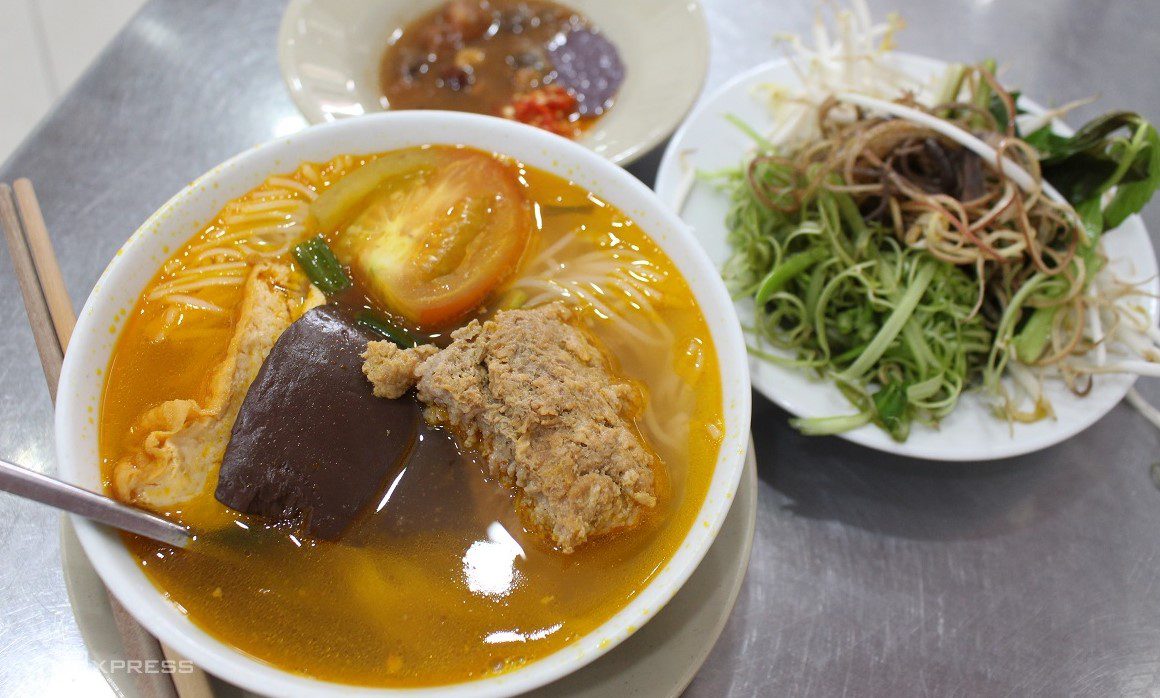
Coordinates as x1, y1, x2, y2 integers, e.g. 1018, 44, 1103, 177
656, 6, 1159, 461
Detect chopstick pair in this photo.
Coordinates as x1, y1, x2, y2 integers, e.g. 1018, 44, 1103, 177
0, 180, 213, 698
0, 181, 69, 401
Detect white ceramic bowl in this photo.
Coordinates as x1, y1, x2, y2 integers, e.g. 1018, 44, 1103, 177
56, 111, 751, 697
277, 0, 710, 165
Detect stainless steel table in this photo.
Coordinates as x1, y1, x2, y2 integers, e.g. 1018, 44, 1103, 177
1, 1, 1158, 696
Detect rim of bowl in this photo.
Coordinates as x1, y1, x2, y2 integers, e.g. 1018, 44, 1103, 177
275, 0, 711, 166
56, 111, 752, 697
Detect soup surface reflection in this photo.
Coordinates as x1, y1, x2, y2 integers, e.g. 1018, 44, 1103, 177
100, 147, 723, 686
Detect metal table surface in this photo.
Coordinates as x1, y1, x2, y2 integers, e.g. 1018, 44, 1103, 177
0, 1, 1158, 696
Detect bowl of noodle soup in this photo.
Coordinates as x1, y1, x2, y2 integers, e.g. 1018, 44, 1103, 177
56, 111, 750, 696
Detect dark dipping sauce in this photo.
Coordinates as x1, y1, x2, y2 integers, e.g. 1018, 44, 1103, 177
379, 0, 624, 138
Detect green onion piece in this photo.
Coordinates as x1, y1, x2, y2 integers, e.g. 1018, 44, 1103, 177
802, 265, 828, 319
725, 113, 776, 152
356, 309, 420, 349
790, 411, 873, 435
831, 343, 869, 365
901, 320, 936, 374
971, 58, 998, 129
935, 63, 967, 115
293, 236, 351, 295
906, 375, 944, 402
832, 189, 869, 245
984, 273, 1047, 392
1013, 306, 1057, 363
755, 247, 828, 305
838, 262, 936, 381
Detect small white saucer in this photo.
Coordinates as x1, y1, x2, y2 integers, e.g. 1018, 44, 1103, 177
276, 0, 710, 165
61, 442, 757, 697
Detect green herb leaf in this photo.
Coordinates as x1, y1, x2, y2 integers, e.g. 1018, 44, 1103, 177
1033, 111, 1160, 239
1037, 112, 1141, 163
1103, 121, 1160, 230
872, 380, 910, 442
988, 89, 1021, 134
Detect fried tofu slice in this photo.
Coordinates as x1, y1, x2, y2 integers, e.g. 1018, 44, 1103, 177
111, 262, 301, 511
363, 303, 661, 552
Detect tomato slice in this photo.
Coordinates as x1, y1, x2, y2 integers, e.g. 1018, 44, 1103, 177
330, 149, 532, 328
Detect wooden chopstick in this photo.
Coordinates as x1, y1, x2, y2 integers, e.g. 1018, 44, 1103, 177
14, 180, 74, 349
1, 180, 215, 698
0, 184, 64, 401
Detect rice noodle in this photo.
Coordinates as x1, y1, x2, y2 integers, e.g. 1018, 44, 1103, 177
504, 228, 693, 452
224, 198, 307, 215
164, 294, 225, 313
177, 261, 247, 276
144, 155, 364, 342
153, 305, 180, 343
148, 275, 247, 300
266, 176, 318, 200
300, 163, 322, 186
221, 208, 301, 228
194, 247, 245, 262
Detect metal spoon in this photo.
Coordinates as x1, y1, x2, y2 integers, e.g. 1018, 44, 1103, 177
0, 458, 191, 548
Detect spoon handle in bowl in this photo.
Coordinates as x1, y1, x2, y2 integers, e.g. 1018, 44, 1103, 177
0, 458, 191, 548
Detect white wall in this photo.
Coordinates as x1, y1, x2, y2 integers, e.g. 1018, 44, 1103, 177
0, 0, 147, 162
